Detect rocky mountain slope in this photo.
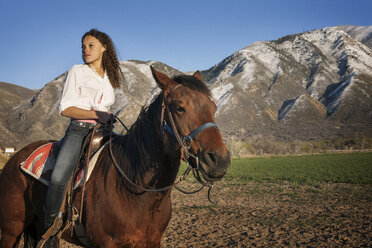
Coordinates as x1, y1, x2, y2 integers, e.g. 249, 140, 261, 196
204, 26, 372, 142
1, 61, 179, 148
340, 25, 372, 49
1, 26, 371, 149
0, 83, 36, 148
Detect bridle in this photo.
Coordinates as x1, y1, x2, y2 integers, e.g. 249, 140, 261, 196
108, 93, 218, 197
159, 98, 218, 192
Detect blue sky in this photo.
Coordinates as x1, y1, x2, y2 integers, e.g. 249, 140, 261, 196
0, 0, 371, 89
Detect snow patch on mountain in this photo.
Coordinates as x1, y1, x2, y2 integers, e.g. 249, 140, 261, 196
145, 86, 161, 107
243, 42, 281, 74
340, 25, 372, 49
112, 88, 129, 115
211, 83, 233, 113
208, 42, 282, 92
120, 65, 137, 91
343, 43, 372, 74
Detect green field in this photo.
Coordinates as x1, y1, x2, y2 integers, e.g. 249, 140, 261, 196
226, 153, 372, 185
181, 152, 372, 186
2, 152, 372, 186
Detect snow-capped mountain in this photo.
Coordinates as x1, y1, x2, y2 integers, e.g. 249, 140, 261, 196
1, 26, 371, 148
204, 26, 372, 141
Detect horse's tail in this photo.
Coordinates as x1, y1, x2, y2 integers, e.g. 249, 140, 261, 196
23, 225, 38, 248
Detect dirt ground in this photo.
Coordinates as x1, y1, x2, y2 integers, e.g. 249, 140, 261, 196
54, 180, 371, 247
4, 177, 367, 247
160, 181, 371, 248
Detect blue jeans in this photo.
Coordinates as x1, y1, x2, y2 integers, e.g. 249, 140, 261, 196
44, 120, 92, 218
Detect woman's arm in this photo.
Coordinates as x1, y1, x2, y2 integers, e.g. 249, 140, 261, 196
61, 106, 112, 124
61, 106, 99, 119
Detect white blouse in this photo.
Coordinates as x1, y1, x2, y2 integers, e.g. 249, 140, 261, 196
59, 64, 115, 113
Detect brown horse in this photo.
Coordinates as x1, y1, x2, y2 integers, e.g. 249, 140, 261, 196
0, 67, 230, 248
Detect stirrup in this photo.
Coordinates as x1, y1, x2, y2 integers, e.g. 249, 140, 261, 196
45, 214, 64, 237
37, 215, 63, 248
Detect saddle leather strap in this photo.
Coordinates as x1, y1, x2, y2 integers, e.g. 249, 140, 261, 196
68, 131, 92, 233
38, 177, 73, 248
79, 123, 101, 223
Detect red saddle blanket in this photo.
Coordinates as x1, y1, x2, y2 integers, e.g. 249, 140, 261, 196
20, 142, 103, 188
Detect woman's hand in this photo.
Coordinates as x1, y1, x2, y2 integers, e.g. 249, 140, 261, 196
95, 111, 113, 124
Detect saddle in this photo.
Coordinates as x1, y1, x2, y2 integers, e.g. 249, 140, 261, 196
23, 124, 115, 248
21, 124, 113, 188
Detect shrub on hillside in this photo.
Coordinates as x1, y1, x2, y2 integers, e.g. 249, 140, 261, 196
226, 136, 372, 157
226, 137, 257, 157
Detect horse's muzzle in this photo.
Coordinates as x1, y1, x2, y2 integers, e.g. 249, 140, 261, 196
199, 150, 231, 181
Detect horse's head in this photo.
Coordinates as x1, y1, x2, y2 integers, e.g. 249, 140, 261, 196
151, 66, 230, 182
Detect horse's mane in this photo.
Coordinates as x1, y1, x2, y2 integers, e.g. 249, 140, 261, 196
172, 74, 211, 97
103, 74, 210, 191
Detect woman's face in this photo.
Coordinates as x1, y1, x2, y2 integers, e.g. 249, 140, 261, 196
82, 35, 106, 65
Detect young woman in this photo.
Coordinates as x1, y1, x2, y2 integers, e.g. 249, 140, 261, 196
43, 29, 123, 236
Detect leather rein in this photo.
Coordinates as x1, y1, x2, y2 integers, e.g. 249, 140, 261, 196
108, 97, 218, 196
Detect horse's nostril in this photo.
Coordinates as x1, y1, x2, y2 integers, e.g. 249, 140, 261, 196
207, 152, 217, 164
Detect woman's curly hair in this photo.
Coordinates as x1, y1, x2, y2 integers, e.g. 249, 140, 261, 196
82, 29, 124, 88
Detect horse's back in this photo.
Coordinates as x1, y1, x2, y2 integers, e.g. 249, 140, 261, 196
0, 140, 51, 186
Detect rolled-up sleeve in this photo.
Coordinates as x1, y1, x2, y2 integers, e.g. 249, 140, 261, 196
59, 66, 79, 113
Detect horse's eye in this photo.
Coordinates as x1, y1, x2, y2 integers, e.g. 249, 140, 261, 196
176, 106, 185, 113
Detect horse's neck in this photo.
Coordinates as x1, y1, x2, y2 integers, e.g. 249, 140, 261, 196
137, 120, 181, 188
114, 100, 181, 189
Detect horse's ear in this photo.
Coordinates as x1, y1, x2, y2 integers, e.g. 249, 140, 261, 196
193, 71, 203, 81
150, 66, 176, 95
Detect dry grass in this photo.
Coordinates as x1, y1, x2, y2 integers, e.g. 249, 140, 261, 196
0, 154, 9, 170
226, 137, 372, 157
